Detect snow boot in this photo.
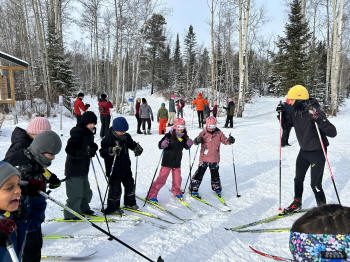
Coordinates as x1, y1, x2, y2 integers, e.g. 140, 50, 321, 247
113, 209, 124, 216
282, 198, 302, 215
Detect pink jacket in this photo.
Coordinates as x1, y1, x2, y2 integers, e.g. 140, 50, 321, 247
197, 129, 230, 164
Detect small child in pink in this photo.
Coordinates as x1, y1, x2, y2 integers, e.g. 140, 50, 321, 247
147, 118, 193, 202
190, 116, 235, 198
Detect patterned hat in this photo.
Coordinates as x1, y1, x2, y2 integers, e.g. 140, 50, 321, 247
26, 117, 51, 135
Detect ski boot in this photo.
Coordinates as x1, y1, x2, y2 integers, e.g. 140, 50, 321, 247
175, 194, 184, 200
190, 191, 201, 199
113, 208, 124, 216
281, 198, 302, 215
82, 209, 95, 216
148, 198, 158, 204
215, 190, 222, 198
124, 204, 139, 210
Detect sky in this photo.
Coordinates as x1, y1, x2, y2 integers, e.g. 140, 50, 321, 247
160, 0, 289, 49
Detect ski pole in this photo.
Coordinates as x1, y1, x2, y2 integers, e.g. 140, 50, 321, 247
96, 154, 108, 183
143, 151, 164, 207
314, 122, 341, 205
90, 158, 112, 240
230, 134, 241, 198
6, 238, 19, 262
134, 156, 139, 192
182, 145, 199, 194
102, 153, 118, 210
278, 107, 282, 210
39, 191, 163, 262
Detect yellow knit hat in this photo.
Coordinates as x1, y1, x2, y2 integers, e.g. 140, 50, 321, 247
287, 85, 309, 100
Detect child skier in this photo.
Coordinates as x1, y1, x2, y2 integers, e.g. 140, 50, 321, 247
147, 118, 193, 203
4, 130, 62, 262
157, 103, 168, 135
0, 161, 21, 261
100, 117, 143, 215
189, 116, 235, 197
64, 111, 98, 220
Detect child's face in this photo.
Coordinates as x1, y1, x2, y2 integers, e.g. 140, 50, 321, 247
0, 176, 21, 212
114, 131, 126, 136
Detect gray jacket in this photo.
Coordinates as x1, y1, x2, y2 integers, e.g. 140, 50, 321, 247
169, 99, 176, 112
140, 103, 154, 120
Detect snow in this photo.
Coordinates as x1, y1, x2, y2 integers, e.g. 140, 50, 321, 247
0, 91, 349, 261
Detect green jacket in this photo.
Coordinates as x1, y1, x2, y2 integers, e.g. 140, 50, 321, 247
157, 107, 168, 121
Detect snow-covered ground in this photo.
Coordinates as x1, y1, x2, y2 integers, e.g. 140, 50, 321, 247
0, 91, 349, 261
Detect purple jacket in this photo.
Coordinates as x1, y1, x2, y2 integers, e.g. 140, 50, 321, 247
196, 128, 230, 164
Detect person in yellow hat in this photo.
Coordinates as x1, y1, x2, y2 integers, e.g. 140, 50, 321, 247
276, 85, 337, 214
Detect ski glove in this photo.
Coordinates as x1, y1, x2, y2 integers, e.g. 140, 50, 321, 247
308, 107, 326, 123
85, 104, 90, 109
186, 139, 193, 148
193, 136, 203, 145
87, 143, 98, 157
26, 179, 46, 196
134, 143, 143, 157
48, 173, 61, 189
276, 102, 285, 113
0, 218, 17, 236
160, 139, 169, 149
228, 135, 235, 144
108, 145, 122, 156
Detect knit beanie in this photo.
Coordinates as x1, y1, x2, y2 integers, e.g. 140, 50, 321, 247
28, 130, 62, 167
26, 117, 51, 135
101, 93, 107, 99
78, 92, 84, 98
112, 117, 129, 132
0, 161, 20, 188
79, 111, 97, 127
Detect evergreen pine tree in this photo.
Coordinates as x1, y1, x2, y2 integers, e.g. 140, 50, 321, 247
143, 14, 166, 94
173, 34, 185, 94
184, 25, 197, 91
198, 48, 210, 90
47, 21, 77, 106
273, 0, 311, 95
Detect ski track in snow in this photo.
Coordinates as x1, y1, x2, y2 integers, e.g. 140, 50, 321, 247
0, 91, 349, 261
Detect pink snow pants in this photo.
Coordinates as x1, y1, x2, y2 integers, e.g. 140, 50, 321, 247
148, 166, 182, 199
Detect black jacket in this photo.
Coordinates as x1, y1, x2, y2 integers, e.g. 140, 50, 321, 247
158, 130, 190, 168
65, 125, 96, 177
99, 128, 138, 176
5, 127, 32, 159
4, 149, 46, 195
224, 101, 235, 116
282, 99, 337, 151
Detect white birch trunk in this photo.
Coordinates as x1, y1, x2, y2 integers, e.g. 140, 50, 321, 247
330, 0, 344, 115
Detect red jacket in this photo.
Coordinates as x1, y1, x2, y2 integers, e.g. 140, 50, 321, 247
73, 98, 87, 116
135, 101, 141, 116
98, 99, 113, 115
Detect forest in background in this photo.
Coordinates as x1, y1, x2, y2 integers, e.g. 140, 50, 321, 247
0, 0, 349, 117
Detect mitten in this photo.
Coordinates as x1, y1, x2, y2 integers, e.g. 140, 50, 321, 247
160, 139, 169, 149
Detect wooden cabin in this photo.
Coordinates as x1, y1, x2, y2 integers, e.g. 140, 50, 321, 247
0, 51, 29, 105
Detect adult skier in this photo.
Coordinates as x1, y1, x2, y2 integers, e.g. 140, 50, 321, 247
276, 85, 337, 213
